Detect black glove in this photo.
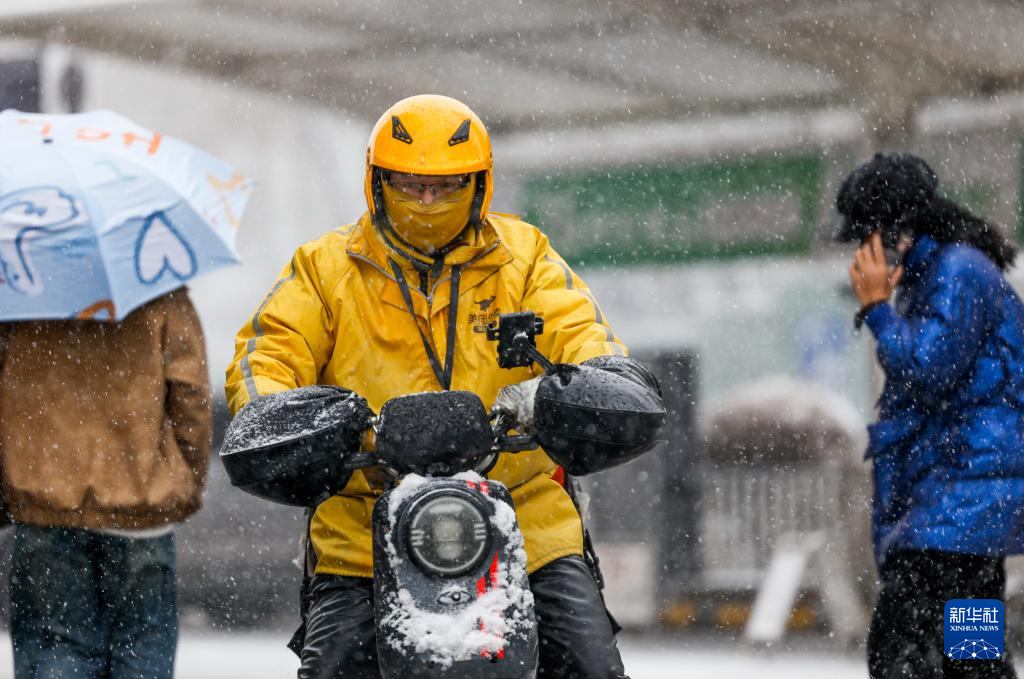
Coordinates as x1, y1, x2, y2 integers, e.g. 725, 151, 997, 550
532, 356, 666, 476
220, 386, 373, 507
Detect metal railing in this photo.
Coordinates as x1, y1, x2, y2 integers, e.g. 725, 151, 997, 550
699, 464, 844, 590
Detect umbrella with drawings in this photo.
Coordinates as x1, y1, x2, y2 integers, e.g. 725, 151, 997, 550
0, 109, 252, 321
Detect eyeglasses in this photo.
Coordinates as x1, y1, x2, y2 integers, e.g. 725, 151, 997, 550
388, 176, 470, 198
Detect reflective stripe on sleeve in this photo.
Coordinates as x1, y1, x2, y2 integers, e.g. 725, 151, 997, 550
543, 252, 623, 355
240, 262, 298, 401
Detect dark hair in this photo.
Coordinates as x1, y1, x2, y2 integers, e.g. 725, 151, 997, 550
911, 195, 1017, 271
836, 152, 1017, 270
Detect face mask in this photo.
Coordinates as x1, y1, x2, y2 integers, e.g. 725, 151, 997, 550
381, 182, 474, 254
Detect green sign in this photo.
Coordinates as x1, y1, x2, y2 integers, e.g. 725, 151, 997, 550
519, 154, 823, 266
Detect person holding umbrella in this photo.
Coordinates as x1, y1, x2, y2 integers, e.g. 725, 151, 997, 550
0, 111, 251, 678
838, 152, 1024, 678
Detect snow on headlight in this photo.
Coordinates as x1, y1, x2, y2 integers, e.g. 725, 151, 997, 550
380, 471, 534, 668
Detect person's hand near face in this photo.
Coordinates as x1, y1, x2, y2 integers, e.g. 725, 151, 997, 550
849, 230, 904, 309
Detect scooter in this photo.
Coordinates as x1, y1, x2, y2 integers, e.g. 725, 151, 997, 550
365, 388, 541, 677
221, 311, 559, 677
221, 311, 665, 677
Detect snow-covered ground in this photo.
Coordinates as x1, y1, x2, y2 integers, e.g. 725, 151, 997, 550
0, 631, 872, 679
0, 631, 1019, 677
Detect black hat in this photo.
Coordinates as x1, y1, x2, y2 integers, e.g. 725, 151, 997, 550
835, 152, 938, 244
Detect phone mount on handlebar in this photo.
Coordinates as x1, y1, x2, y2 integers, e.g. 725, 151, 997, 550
486, 312, 553, 452
486, 311, 555, 374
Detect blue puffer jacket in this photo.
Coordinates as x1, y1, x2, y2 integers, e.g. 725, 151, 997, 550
864, 235, 1024, 566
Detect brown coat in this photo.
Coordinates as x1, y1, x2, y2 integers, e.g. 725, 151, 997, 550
0, 289, 211, 529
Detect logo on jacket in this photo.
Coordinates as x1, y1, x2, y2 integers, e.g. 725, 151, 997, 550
469, 296, 501, 333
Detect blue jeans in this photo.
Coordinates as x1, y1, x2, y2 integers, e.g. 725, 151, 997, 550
9, 525, 178, 679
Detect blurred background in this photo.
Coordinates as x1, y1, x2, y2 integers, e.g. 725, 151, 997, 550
1, 0, 1024, 676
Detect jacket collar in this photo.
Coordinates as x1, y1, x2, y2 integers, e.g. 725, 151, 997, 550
903, 234, 940, 279
345, 212, 513, 316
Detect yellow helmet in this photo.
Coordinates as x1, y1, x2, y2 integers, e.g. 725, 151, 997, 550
364, 94, 493, 225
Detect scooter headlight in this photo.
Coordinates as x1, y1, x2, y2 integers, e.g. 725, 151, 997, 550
407, 494, 490, 576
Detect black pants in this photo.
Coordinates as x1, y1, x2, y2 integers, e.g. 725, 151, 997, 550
868, 550, 1018, 679
297, 555, 628, 679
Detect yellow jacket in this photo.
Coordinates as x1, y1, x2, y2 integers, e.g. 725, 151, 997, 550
225, 212, 626, 577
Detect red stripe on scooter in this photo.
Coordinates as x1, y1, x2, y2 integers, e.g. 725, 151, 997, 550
476, 567, 488, 657
477, 551, 507, 660
488, 551, 500, 589
490, 552, 506, 659
552, 466, 565, 487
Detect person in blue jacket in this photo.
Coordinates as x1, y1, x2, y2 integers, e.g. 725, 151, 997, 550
838, 152, 1024, 679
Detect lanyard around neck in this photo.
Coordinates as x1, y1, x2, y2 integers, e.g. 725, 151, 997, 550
389, 258, 462, 390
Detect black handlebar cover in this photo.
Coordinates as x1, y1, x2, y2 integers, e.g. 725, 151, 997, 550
534, 359, 666, 475
375, 391, 494, 474
220, 386, 373, 507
